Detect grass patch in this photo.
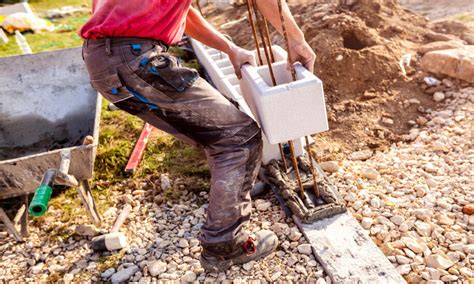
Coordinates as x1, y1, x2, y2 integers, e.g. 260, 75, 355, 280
456, 13, 474, 23
0, 13, 89, 57
28, 0, 91, 13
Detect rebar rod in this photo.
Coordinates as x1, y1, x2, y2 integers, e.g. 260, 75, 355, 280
277, 0, 297, 81
263, 18, 275, 63
252, 0, 289, 170
252, 0, 277, 86
246, 0, 263, 66
288, 141, 305, 198
278, 143, 289, 172
305, 136, 320, 197
276, 0, 306, 197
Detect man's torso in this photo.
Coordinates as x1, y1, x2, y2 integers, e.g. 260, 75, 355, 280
80, 0, 192, 45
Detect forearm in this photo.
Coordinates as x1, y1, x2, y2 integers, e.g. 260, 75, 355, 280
185, 7, 236, 55
256, 0, 305, 43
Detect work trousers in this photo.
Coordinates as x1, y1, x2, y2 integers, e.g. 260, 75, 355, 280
82, 37, 262, 247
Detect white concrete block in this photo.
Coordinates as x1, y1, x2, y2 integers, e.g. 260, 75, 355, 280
240, 61, 328, 144
191, 38, 307, 163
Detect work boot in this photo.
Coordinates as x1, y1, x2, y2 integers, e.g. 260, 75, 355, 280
200, 230, 279, 272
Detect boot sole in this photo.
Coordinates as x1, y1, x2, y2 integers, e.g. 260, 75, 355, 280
200, 242, 278, 272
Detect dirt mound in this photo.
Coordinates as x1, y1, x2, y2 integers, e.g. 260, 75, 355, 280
205, 1, 459, 160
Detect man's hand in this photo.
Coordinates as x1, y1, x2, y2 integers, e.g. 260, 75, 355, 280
288, 40, 316, 73
228, 45, 256, 79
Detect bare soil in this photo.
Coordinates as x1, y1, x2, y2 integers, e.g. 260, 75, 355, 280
205, 0, 472, 161
400, 0, 474, 20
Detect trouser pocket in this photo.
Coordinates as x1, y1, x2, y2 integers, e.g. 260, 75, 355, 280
90, 71, 133, 104
122, 45, 200, 95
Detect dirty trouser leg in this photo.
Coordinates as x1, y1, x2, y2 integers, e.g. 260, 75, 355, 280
82, 38, 263, 248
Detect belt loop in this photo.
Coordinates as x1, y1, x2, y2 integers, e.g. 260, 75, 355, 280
105, 38, 112, 56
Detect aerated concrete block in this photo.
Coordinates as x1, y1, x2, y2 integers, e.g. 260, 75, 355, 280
240, 62, 328, 144
190, 39, 306, 163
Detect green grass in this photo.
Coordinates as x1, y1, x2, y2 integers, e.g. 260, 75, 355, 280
28, 0, 90, 13
456, 14, 474, 23
0, 13, 89, 57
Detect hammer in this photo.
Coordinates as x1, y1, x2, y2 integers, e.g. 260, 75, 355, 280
91, 204, 132, 251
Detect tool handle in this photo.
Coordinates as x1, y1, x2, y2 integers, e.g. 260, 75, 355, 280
29, 169, 56, 217
111, 204, 132, 233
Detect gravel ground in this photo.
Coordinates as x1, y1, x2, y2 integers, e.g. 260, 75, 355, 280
329, 87, 474, 283
1, 85, 472, 283
0, 183, 327, 282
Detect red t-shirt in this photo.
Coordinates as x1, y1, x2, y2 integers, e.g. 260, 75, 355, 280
80, 0, 192, 45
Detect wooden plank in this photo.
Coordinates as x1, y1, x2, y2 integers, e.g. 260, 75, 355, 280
0, 208, 23, 242
77, 180, 102, 226
295, 212, 406, 283
125, 123, 154, 175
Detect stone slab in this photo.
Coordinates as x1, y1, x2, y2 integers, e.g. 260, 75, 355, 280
295, 212, 406, 283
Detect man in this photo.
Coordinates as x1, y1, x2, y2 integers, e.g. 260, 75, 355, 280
80, 0, 316, 272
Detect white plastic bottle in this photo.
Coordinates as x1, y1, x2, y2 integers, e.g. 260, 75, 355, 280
15, 30, 32, 55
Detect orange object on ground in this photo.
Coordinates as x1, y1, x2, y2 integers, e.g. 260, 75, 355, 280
125, 123, 155, 175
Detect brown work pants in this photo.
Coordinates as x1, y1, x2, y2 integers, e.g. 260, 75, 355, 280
82, 37, 262, 248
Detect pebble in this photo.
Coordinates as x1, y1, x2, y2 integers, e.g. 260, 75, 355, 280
101, 268, 116, 279
360, 167, 379, 180
401, 237, 423, 254
180, 271, 196, 282
148, 261, 167, 277
349, 149, 373, 161
396, 255, 411, 265
110, 266, 139, 283
361, 218, 373, 229
255, 200, 272, 211
433, 92, 445, 102
390, 215, 405, 226
75, 224, 99, 237
242, 261, 256, 271
63, 273, 74, 282
397, 264, 411, 275
297, 244, 312, 255
178, 239, 189, 248
288, 227, 302, 241
319, 161, 340, 173
425, 254, 455, 270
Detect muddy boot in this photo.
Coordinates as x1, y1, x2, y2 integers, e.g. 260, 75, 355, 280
200, 230, 279, 272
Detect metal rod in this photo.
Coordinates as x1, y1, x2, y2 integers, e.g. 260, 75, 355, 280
195, 0, 203, 16
275, 0, 305, 197
252, 0, 277, 86
246, 0, 263, 66
263, 18, 275, 63
277, 0, 297, 81
252, 0, 289, 169
288, 141, 305, 198
278, 143, 288, 172
305, 136, 320, 198
21, 195, 28, 236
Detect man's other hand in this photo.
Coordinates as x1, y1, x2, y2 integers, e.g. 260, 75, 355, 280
228, 46, 256, 79
288, 40, 316, 73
